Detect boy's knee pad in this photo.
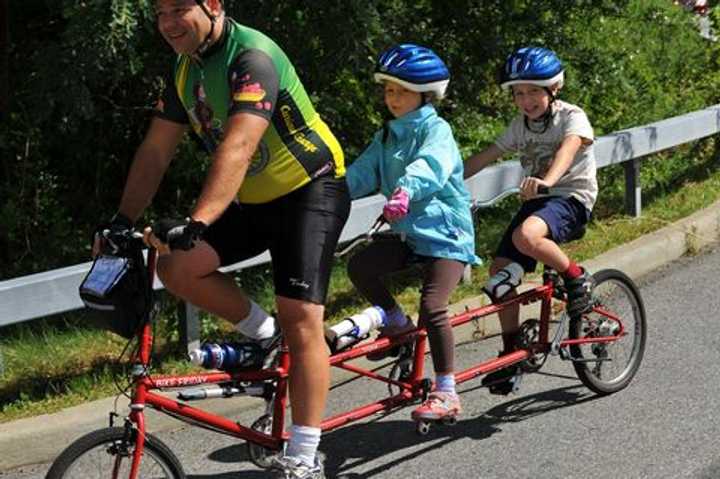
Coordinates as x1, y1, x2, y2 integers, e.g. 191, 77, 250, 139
483, 262, 524, 302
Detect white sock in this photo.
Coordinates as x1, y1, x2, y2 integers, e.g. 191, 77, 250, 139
384, 305, 408, 328
234, 300, 276, 341
285, 425, 321, 466
435, 373, 457, 395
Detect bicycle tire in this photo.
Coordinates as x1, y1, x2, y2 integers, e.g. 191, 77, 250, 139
46, 427, 185, 479
568, 269, 647, 395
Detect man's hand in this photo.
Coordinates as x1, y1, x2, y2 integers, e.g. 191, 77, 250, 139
146, 218, 207, 253
519, 177, 551, 201
383, 188, 410, 223
92, 213, 134, 257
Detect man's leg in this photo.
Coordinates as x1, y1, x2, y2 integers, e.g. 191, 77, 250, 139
276, 296, 329, 427
156, 241, 252, 323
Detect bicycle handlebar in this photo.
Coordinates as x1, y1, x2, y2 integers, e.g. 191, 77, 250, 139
471, 185, 551, 210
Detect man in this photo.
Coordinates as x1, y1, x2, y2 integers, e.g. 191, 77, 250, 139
95, 1, 349, 477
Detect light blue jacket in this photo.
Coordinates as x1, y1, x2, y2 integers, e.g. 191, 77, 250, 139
346, 104, 480, 265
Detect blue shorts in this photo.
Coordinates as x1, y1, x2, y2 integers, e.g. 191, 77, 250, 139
496, 196, 590, 273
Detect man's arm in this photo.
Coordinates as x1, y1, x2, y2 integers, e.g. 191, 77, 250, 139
118, 117, 187, 221
190, 112, 270, 225
463, 144, 504, 179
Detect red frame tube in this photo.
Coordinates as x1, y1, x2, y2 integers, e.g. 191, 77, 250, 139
121, 256, 627, 473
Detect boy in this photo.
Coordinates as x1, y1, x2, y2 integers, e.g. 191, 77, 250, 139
464, 46, 597, 394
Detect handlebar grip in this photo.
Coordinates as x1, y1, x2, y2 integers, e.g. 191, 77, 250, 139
537, 186, 550, 195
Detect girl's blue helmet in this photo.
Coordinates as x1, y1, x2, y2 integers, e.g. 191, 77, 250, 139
374, 44, 450, 99
500, 47, 564, 90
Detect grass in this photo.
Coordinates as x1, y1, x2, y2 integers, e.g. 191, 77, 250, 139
0, 138, 718, 423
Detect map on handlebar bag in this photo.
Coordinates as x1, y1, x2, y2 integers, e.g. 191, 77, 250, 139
80, 255, 130, 299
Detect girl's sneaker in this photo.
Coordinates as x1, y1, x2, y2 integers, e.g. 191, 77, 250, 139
411, 391, 462, 421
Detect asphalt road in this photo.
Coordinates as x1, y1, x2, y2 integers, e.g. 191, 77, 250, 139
3, 245, 720, 479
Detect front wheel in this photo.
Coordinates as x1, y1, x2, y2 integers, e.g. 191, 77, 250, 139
568, 269, 647, 395
46, 427, 185, 479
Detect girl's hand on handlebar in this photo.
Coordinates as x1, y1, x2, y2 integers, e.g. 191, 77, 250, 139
519, 177, 550, 201
383, 188, 410, 223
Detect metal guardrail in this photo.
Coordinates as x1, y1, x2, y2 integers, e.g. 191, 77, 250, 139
1, 104, 719, 342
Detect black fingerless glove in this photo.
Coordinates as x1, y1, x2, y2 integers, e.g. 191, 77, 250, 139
94, 213, 134, 253
153, 218, 207, 251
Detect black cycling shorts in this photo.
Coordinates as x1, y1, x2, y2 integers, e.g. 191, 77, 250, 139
203, 175, 351, 304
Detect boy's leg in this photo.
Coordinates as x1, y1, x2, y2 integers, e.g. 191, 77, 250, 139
511, 216, 569, 272
481, 257, 527, 394
513, 203, 594, 316
489, 257, 522, 353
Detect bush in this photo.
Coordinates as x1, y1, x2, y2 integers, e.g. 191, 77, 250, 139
0, 0, 717, 279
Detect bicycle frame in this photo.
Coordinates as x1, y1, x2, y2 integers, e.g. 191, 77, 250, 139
122, 248, 626, 478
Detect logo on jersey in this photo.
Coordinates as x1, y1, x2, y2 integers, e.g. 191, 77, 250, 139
189, 82, 223, 151
232, 73, 272, 111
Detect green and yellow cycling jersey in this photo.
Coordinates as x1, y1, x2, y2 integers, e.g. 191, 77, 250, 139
155, 18, 345, 204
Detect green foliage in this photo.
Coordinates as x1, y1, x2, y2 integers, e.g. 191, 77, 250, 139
0, 0, 717, 281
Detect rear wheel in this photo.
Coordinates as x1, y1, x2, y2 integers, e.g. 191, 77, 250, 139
46, 427, 184, 479
568, 269, 646, 395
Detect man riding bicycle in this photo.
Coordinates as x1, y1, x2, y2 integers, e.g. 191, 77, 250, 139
93, 1, 349, 477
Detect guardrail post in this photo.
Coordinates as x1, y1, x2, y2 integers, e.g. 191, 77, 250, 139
179, 302, 201, 353
624, 158, 642, 217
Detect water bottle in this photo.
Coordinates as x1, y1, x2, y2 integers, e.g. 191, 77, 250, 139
325, 306, 386, 353
188, 342, 263, 370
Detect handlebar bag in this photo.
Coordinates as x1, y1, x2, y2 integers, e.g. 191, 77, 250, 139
79, 248, 150, 338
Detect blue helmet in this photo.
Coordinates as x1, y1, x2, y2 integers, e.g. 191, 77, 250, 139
374, 44, 450, 99
500, 47, 564, 90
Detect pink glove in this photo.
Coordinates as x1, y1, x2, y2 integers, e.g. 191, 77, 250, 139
383, 188, 410, 222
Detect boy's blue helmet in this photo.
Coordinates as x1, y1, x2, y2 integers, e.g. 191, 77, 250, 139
374, 44, 450, 99
500, 47, 564, 90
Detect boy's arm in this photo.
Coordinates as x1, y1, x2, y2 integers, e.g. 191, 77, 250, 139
543, 134, 583, 186
520, 134, 583, 199
463, 144, 504, 179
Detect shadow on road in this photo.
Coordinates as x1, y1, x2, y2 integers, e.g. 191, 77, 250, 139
199, 383, 598, 478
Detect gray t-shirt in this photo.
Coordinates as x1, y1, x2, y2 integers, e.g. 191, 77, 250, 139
495, 100, 598, 211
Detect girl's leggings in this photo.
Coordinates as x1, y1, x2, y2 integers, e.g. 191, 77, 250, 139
347, 235, 465, 373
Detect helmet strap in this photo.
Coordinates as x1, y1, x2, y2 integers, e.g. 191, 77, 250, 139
524, 104, 554, 134
521, 87, 557, 134
194, 1, 218, 57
